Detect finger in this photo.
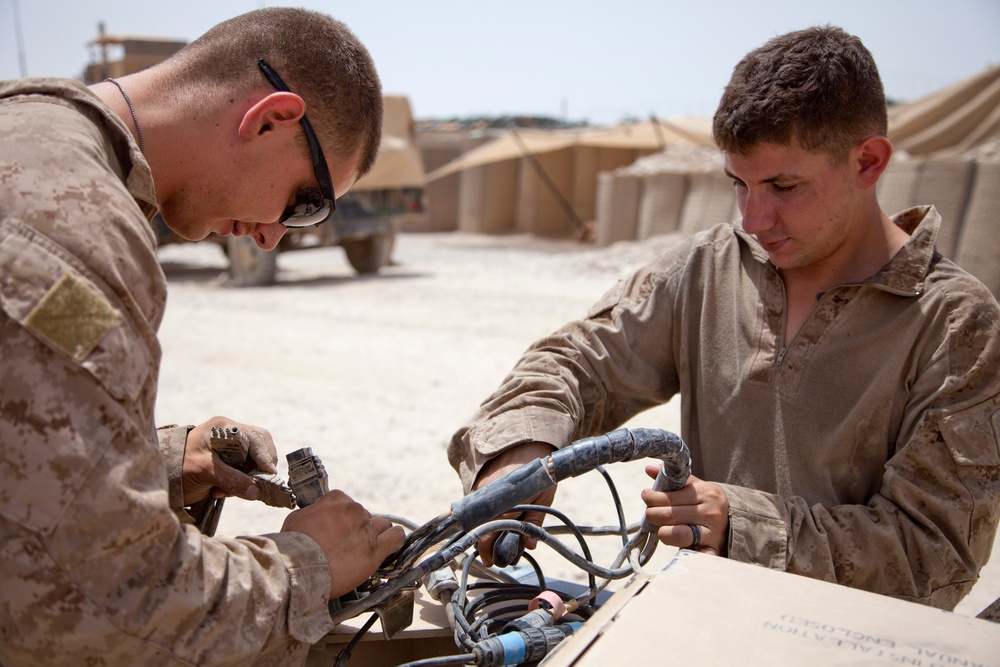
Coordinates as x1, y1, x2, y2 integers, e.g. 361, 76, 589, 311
655, 523, 701, 548
478, 532, 500, 568
241, 427, 278, 474
368, 514, 393, 533
644, 503, 700, 527
212, 462, 260, 501
375, 524, 406, 555
641, 483, 700, 508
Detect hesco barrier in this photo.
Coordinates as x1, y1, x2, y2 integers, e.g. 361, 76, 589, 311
595, 172, 642, 248
637, 172, 687, 240
591, 149, 998, 299
954, 160, 1000, 297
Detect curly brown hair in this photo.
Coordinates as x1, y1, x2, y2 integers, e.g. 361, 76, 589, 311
166, 7, 382, 178
712, 26, 887, 162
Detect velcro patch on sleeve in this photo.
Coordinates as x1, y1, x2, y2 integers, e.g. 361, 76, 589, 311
24, 272, 121, 361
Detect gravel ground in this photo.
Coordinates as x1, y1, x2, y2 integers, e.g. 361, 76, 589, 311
154, 230, 998, 617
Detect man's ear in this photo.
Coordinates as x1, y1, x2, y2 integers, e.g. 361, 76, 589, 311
854, 135, 893, 189
237, 91, 306, 142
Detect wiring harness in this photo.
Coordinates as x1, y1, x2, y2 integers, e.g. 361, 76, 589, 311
328, 427, 691, 667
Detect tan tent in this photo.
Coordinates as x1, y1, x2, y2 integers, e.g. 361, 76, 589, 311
353, 95, 426, 192
888, 63, 1000, 157
425, 117, 714, 182
423, 117, 714, 237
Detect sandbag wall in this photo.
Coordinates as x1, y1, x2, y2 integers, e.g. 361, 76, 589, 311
516, 146, 652, 237
451, 145, 653, 238
595, 146, 999, 299
414, 130, 493, 232
594, 146, 737, 247
878, 149, 1000, 297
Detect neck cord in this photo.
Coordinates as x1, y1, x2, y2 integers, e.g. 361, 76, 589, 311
104, 78, 144, 155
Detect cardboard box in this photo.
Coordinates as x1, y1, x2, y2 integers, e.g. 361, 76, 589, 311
542, 550, 1000, 666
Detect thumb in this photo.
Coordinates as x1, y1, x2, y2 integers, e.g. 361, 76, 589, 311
214, 463, 260, 501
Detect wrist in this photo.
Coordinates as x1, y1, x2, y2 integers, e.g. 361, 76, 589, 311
157, 424, 196, 508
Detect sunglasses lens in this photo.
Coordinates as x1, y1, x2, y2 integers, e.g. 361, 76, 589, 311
281, 188, 333, 228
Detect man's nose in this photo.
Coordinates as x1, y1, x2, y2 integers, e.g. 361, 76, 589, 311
252, 222, 287, 251
739, 191, 774, 235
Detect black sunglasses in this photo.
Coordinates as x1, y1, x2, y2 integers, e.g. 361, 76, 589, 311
257, 58, 336, 228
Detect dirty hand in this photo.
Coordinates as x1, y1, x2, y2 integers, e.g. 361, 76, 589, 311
641, 467, 730, 557
181, 416, 279, 506
473, 441, 557, 567
281, 490, 406, 598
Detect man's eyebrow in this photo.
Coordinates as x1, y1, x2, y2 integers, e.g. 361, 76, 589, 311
724, 168, 797, 184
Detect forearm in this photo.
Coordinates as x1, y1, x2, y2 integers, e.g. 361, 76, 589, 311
450, 269, 682, 492
720, 404, 1000, 610
449, 331, 676, 492
158, 423, 193, 510
3, 426, 334, 665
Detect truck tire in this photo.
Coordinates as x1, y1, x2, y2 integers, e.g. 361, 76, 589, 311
226, 236, 278, 286
343, 232, 393, 274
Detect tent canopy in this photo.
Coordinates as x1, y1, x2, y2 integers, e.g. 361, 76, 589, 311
888, 63, 1000, 157
426, 116, 714, 182
353, 94, 426, 191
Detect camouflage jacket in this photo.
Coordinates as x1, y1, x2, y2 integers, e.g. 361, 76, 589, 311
0, 79, 333, 666
449, 207, 1000, 609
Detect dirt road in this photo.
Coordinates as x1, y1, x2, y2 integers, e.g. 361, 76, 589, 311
154, 231, 997, 617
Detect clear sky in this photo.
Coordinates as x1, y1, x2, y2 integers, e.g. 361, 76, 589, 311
2, 0, 999, 125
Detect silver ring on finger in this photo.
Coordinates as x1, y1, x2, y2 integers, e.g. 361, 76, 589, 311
687, 524, 701, 549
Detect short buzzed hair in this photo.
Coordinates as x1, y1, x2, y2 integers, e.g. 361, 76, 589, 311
169, 7, 382, 177
712, 26, 887, 162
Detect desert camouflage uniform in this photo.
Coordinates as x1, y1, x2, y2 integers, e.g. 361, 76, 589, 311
0, 79, 333, 665
450, 207, 1000, 609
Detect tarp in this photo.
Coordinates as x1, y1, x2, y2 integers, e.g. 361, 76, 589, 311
353, 94, 427, 191
353, 134, 426, 191
888, 63, 1000, 157
426, 117, 714, 181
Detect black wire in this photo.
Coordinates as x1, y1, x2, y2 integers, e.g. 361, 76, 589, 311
545, 521, 641, 536
332, 611, 379, 667
507, 505, 593, 593
387, 513, 460, 574
469, 603, 524, 636
343, 515, 640, 627
452, 551, 484, 647
519, 550, 547, 591
338, 469, 649, 655
466, 520, 635, 579
424, 503, 641, 663
594, 465, 630, 546
465, 588, 540, 624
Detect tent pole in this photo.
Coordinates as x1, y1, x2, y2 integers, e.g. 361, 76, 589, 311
511, 130, 588, 237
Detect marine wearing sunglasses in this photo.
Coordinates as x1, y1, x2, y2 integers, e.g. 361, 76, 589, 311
257, 58, 336, 228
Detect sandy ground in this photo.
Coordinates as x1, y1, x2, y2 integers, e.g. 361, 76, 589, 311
154, 231, 999, 619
